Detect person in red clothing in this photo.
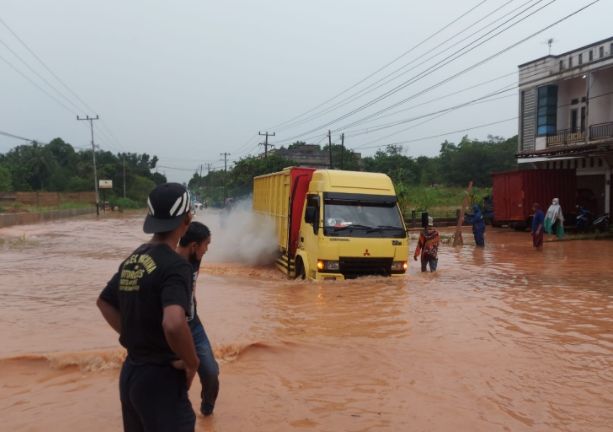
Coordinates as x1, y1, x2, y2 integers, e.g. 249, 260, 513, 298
414, 216, 440, 272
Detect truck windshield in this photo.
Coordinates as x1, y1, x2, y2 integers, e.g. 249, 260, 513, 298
323, 198, 405, 238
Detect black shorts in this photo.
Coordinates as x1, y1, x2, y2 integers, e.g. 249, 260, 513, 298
120, 359, 195, 432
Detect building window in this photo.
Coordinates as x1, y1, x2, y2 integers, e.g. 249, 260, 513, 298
610, 43, 613, 56
589, 50, 593, 61
559, 59, 564, 70
600, 46, 604, 58
537, 85, 558, 136
571, 109, 578, 133
569, 56, 573, 67
579, 53, 583, 64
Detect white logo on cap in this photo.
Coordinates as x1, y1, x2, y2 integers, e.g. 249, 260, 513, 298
169, 191, 191, 217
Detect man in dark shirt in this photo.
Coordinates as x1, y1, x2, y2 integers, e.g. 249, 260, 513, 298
97, 183, 199, 432
176, 222, 219, 416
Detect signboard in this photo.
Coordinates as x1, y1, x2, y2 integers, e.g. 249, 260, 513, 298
99, 180, 113, 189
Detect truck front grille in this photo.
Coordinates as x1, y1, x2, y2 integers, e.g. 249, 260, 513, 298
339, 257, 393, 278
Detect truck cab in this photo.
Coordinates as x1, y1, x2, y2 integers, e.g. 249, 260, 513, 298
295, 170, 408, 280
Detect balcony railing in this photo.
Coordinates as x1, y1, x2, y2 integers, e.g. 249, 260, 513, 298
589, 122, 613, 141
546, 129, 586, 147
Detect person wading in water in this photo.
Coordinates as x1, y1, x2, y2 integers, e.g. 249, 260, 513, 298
414, 216, 440, 272
176, 222, 219, 417
531, 202, 545, 250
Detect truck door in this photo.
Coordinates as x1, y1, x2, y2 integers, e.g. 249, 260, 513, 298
300, 194, 321, 279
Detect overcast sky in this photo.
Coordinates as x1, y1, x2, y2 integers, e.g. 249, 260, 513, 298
1, 0, 611, 183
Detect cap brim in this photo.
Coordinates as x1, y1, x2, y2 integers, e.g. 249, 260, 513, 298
143, 213, 185, 234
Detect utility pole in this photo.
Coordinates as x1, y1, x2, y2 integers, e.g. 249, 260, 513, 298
122, 156, 126, 198
328, 129, 333, 169
340, 132, 345, 170
258, 131, 276, 158
77, 114, 100, 215
220, 152, 230, 203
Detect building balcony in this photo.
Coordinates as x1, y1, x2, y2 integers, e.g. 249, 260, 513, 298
546, 129, 586, 147
589, 121, 613, 141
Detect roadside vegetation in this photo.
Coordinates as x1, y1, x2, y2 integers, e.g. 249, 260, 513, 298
1, 135, 516, 216
0, 138, 166, 211
189, 135, 517, 214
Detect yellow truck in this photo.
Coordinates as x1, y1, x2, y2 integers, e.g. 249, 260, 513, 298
253, 167, 409, 280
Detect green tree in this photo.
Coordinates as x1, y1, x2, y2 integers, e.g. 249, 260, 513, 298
0, 164, 11, 191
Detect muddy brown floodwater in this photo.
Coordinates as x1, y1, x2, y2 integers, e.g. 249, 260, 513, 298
1, 212, 612, 432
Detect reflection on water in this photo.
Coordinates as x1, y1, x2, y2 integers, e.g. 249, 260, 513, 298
0, 213, 612, 431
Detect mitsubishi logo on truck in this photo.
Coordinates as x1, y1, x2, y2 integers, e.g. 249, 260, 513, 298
363, 249, 371, 256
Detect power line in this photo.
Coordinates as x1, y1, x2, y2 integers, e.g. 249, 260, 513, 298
0, 129, 36, 142
0, 37, 86, 114
0, 16, 127, 153
0, 51, 77, 115
266, 0, 493, 132
343, 62, 555, 138
0, 16, 99, 116
292, 62, 552, 145
282, 0, 560, 142
348, 88, 516, 138
354, 117, 519, 151
273, 0, 523, 133
333, 0, 586, 134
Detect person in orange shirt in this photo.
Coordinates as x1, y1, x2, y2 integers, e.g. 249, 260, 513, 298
414, 216, 440, 272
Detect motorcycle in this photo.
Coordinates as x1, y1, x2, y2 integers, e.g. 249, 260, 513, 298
593, 213, 610, 232
576, 206, 610, 232
575, 206, 593, 232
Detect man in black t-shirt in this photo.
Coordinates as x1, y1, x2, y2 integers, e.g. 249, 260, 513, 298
97, 183, 199, 432
176, 222, 219, 416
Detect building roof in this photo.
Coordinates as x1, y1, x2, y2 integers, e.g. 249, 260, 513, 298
518, 35, 613, 68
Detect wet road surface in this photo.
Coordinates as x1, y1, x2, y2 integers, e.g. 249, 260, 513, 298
0, 212, 612, 431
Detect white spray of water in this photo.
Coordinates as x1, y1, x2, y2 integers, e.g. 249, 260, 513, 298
194, 199, 279, 266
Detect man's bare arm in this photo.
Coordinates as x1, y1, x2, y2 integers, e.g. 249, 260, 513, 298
97, 297, 121, 334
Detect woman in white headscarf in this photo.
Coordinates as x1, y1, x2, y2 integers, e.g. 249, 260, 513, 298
544, 198, 564, 238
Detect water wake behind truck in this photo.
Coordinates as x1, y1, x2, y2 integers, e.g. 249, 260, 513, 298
253, 168, 409, 281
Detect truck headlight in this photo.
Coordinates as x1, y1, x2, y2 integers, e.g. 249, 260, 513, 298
391, 261, 407, 272
317, 260, 340, 271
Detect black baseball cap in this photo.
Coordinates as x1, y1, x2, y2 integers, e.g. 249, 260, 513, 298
143, 183, 192, 234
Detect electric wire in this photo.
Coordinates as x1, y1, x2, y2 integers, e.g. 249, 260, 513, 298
281, 0, 561, 142
274, 0, 525, 133
266, 0, 493, 132
355, 117, 519, 150
0, 15, 128, 153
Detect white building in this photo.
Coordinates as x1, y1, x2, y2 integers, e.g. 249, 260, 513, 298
517, 36, 613, 215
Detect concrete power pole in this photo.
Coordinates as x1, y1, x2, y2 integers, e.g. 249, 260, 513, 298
258, 131, 276, 158
77, 114, 100, 215
340, 132, 345, 170
122, 157, 126, 198
220, 152, 230, 203
328, 129, 333, 169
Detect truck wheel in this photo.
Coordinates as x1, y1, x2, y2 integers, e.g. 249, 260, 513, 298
295, 257, 306, 280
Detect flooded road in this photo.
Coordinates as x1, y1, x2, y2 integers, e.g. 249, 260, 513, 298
1, 212, 612, 431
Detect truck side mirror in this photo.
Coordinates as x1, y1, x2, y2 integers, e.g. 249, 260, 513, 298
305, 207, 316, 224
